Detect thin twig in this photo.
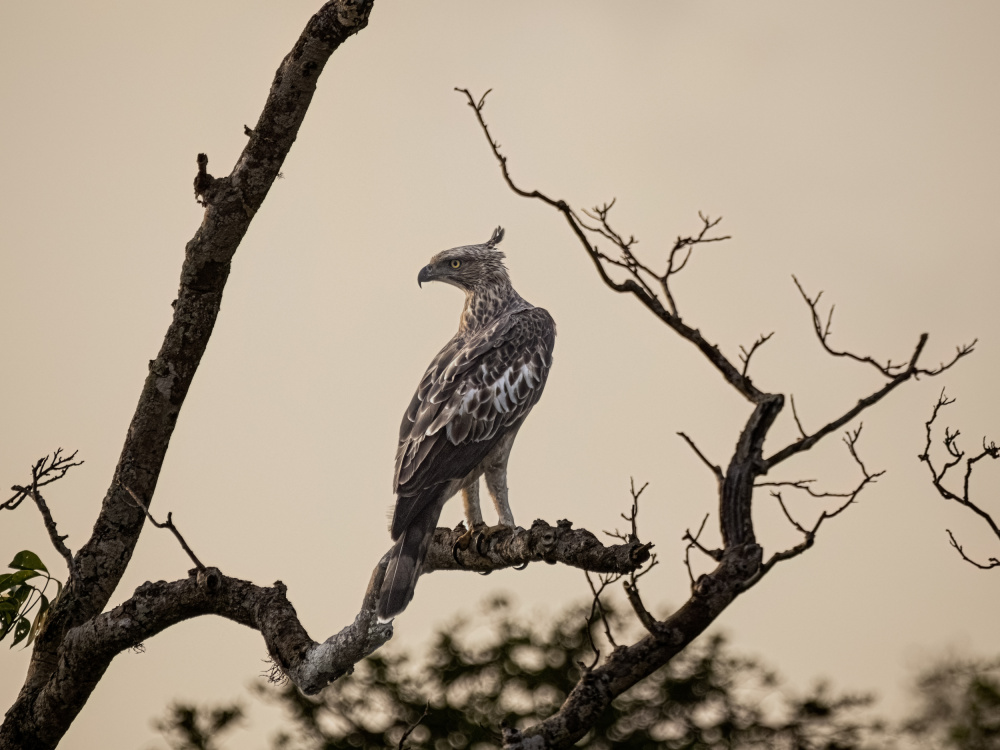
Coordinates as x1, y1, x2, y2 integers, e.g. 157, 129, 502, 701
397, 704, 430, 750
754, 479, 854, 499
789, 394, 808, 439
919, 391, 1000, 569
622, 567, 660, 634
792, 275, 974, 379
677, 432, 724, 482
682, 514, 720, 588
29, 466, 74, 573
123, 485, 207, 572
585, 571, 619, 657
604, 478, 648, 542
946, 530, 1000, 570
5, 450, 82, 572
4, 449, 83, 512
739, 332, 775, 377
750, 426, 883, 586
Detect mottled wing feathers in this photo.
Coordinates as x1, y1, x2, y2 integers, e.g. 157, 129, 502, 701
391, 307, 555, 538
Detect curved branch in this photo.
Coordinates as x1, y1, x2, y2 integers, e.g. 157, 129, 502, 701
438, 519, 652, 573
504, 543, 763, 750
455, 87, 763, 405
4, 518, 650, 750
2, 4, 375, 750
456, 87, 974, 750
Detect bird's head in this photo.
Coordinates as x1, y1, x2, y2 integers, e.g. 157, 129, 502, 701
418, 227, 509, 291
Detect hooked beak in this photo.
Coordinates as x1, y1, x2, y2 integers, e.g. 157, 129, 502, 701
417, 265, 434, 288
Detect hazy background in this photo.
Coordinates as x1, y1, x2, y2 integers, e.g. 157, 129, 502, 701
2, 2, 999, 747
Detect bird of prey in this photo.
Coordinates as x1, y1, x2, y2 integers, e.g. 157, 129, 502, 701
377, 227, 556, 621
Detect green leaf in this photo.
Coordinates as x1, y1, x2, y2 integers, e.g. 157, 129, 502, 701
9, 550, 46, 573
10, 617, 30, 647
1, 570, 39, 592
11, 584, 34, 606
25, 594, 49, 647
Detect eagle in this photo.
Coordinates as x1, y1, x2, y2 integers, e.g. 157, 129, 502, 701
377, 227, 556, 621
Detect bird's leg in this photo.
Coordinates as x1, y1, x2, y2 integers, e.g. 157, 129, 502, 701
463, 481, 485, 528
484, 466, 515, 527
453, 482, 488, 563
476, 464, 516, 555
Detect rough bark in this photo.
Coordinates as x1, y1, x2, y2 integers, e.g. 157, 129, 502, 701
1, 3, 374, 748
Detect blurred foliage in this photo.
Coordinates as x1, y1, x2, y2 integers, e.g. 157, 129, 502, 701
155, 597, 887, 749
903, 656, 1000, 750
154, 702, 244, 750
0, 550, 61, 648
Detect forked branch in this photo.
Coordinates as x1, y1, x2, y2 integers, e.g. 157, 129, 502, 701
458, 85, 973, 750
455, 87, 760, 404
5, 450, 83, 573
919, 391, 999, 569
123, 485, 207, 573
752, 426, 884, 584
792, 276, 975, 379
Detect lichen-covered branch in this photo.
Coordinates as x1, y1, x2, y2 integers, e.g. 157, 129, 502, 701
437, 519, 651, 573
0, 4, 374, 750
1, 518, 648, 749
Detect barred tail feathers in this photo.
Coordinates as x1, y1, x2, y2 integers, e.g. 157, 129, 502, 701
377, 502, 441, 621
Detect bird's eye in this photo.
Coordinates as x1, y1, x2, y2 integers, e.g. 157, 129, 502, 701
450, 259, 461, 269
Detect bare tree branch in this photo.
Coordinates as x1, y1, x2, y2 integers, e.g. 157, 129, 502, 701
946, 529, 999, 570
1, 5, 376, 749
740, 332, 775, 377
677, 432, 725, 483
6, 450, 83, 573
454, 88, 969, 749
792, 276, 975, 379
454, 87, 760, 405
766, 333, 938, 469
585, 571, 619, 662
123, 486, 207, 573
4, 449, 84, 513
919, 391, 1000, 569
789, 394, 808, 440
751, 427, 884, 585
683, 514, 721, 581
605, 478, 648, 543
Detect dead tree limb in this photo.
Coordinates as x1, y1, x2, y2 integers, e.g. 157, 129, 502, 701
456, 86, 970, 750
919, 391, 1000, 569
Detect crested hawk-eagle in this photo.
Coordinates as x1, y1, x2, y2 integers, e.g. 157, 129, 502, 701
378, 227, 556, 621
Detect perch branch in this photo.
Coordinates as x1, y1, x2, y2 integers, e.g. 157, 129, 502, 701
457, 86, 973, 750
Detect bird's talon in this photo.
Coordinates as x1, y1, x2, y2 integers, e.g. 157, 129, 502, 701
474, 529, 489, 556
452, 540, 467, 567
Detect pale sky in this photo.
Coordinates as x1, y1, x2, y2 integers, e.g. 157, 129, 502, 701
2, 2, 999, 748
